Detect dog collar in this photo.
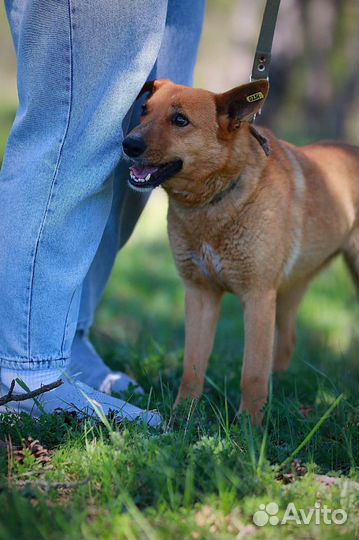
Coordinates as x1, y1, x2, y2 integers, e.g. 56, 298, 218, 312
249, 125, 271, 156
209, 178, 239, 206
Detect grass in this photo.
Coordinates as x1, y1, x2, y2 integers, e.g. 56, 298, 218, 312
0, 109, 358, 540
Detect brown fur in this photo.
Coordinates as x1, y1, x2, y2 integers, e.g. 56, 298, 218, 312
127, 79, 359, 424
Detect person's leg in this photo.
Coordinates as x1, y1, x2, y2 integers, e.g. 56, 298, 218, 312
69, 0, 206, 393
68, 89, 153, 395
0, 0, 167, 421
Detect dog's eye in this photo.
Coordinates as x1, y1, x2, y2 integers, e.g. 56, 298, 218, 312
172, 113, 189, 127
141, 104, 148, 116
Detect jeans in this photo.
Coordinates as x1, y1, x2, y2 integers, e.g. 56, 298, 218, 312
0, 0, 205, 370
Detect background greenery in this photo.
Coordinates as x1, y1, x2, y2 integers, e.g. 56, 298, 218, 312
0, 1, 358, 539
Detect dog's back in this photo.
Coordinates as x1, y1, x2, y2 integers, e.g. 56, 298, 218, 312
267, 137, 359, 289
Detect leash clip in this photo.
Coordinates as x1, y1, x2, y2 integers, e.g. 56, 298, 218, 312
248, 74, 269, 121
249, 0, 281, 115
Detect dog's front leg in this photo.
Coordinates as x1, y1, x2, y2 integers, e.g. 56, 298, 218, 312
239, 290, 276, 425
174, 284, 222, 407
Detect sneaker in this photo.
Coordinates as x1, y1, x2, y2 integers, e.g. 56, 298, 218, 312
0, 377, 162, 427
69, 331, 144, 395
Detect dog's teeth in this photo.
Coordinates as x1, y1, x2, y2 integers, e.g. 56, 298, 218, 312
130, 172, 152, 183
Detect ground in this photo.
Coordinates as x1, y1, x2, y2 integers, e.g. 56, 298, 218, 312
0, 105, 358, 539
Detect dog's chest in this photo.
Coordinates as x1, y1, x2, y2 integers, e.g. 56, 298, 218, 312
168, 205, 258, 292
172, 233, 236, 291
190, 242, 224, 286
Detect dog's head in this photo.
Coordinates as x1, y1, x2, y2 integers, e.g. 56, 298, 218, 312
123, 79, 269, 197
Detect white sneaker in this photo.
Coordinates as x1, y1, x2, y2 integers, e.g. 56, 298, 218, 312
69, 331, 145, 395
0, 377, 162, 428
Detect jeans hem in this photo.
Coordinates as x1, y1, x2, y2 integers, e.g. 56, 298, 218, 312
0, 356, 69, 370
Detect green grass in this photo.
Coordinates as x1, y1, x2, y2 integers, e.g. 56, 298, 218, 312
0, 110, 358, 540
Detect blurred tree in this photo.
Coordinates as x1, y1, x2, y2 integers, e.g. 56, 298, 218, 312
199, 0, 358, 143
263, 0, 359, 141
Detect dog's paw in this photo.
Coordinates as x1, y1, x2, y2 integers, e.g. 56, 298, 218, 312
167, 397, 199, 430
239, 400, 264, 427
174, 383, 203, 409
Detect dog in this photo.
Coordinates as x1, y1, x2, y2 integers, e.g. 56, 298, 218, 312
122, 79, 359, 424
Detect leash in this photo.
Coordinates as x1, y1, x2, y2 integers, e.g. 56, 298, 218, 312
248, 0, 281, 140
207, 1, 282, 202
251, 0, 281, 82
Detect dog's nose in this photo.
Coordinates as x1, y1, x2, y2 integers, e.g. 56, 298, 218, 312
122, 136, 147, 158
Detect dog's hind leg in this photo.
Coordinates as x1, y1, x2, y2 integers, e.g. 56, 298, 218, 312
273, 281, 309, 373
174, 284, 222, 407
342, 226, 359, 295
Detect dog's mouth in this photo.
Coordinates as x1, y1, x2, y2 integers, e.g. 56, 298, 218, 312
128, 160, 183, 191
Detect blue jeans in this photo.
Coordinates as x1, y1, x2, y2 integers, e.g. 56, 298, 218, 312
0, 0, 205, 370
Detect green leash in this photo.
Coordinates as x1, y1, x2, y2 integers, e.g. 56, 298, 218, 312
251, 0, 281, 81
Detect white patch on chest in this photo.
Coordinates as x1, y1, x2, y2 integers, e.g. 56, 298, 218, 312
191, 242, 223, 284
283, 147, 306, 278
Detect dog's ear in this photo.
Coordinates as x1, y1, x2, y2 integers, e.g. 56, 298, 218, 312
137, 79, 171, 100
215, 80, 269, 131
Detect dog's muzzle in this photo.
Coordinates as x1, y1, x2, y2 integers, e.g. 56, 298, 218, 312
128, 160, 183, 191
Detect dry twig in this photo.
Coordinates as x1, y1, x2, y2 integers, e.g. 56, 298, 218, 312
0, 379, 63, 406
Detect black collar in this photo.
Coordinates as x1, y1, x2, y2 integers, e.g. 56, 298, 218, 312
206, 127, 270, 207
208, 178, 239, 206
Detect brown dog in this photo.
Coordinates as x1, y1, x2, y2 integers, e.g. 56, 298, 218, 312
123, 79, 359, 424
